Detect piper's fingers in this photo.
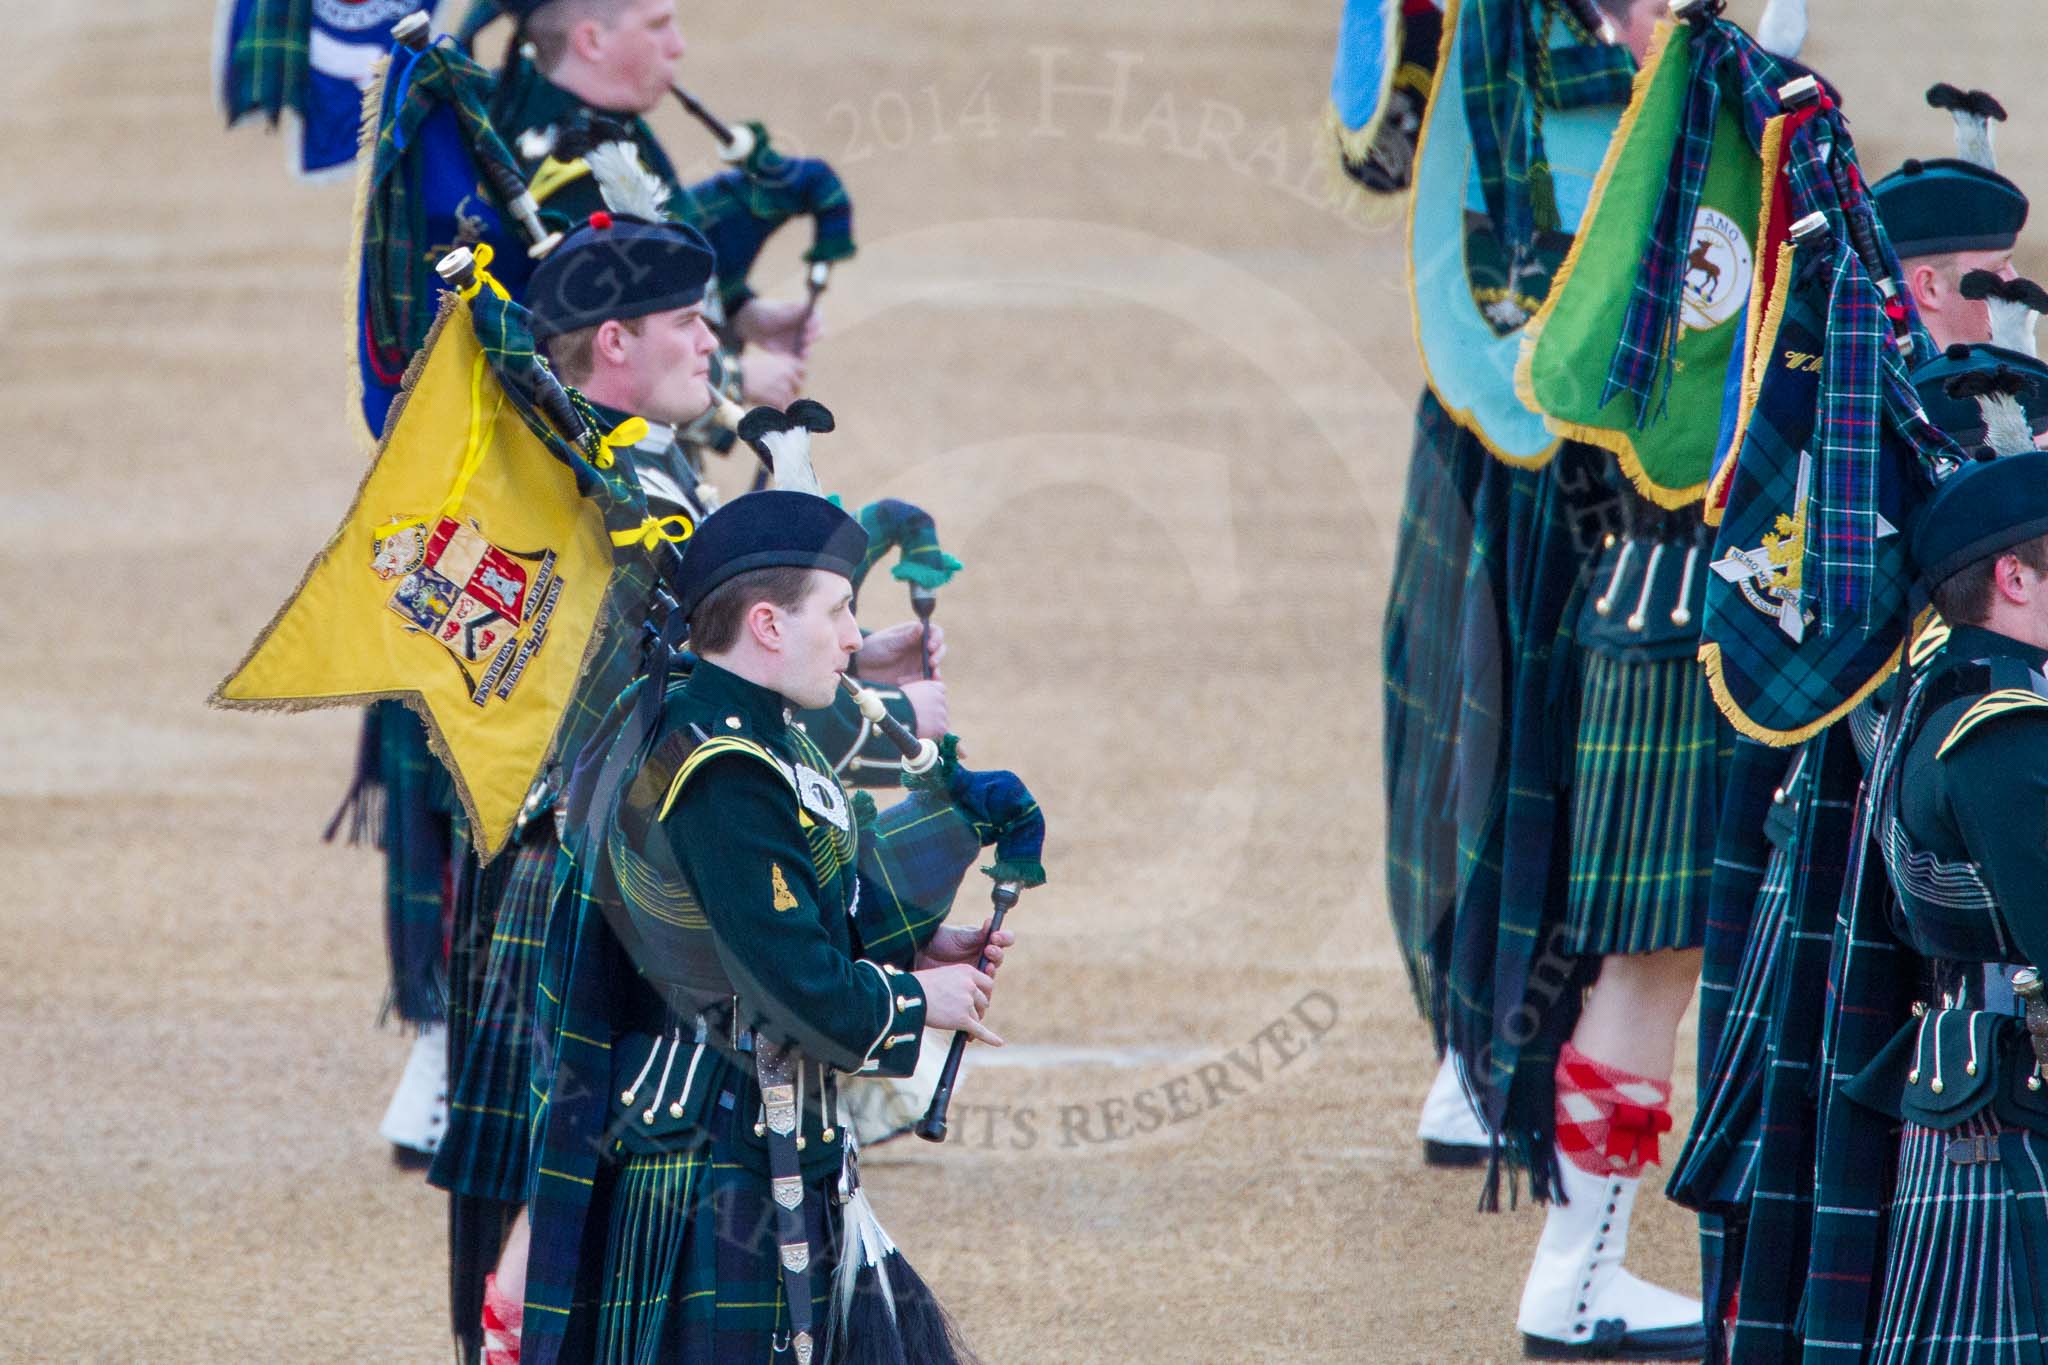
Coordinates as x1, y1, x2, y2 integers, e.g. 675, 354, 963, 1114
962, 1018, 1004, 1047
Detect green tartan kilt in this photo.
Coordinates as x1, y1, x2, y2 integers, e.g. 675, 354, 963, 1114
1673, 839, 1794, 1214
596, 1108, 838, 1364
1563, 651, 1731, 955
1872, 1114, 2048, 1365
1383, 389, 1487, 1043
430, 829, 558, 1203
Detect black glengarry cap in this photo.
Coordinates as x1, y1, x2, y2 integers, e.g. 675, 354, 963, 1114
674, 491, 871, 622
525, 213, 714, 341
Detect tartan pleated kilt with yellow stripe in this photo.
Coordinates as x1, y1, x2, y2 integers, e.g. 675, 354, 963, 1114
1383, 390, 1488, 1046
594, 1119, 838, 1364
430, 829, 558, 1204
1563, 651, 1732, 955
1871, 1114, 2048, 1365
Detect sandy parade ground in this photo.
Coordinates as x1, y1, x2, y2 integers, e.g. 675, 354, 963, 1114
5, 0, 2048, 1359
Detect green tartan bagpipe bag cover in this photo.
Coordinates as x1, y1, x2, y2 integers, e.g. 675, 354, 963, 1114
1697, 221, 1928, 744
1517, 21, 1764, 506
1695, 89, 1951, 746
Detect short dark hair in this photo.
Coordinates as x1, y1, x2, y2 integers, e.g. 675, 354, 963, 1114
1930, 532, 2048, 625
526, 0, 631, 72
542, 314, 642, 387
686, 566, 817, 654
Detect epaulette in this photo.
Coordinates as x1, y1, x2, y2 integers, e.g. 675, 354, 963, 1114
1936, 661, 2048, 760
1909, 614, 1951, 670
658, 734, 787, 818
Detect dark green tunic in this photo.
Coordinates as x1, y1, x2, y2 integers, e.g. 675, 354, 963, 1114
524, 659, 945, 1364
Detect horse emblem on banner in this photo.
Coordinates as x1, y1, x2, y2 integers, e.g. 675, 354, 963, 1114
1681, 206, 1753, 333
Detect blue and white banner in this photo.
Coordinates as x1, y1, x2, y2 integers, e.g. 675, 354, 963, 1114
218, 0, 432, 177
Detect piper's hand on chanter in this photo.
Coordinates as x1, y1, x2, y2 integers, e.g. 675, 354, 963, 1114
898, 680, 949, 738
912, 963, 1002, 1045
916, 918, 1015, 974
854, 621, 945, 684
740, 349, 805, 409
732, 297, 823, 356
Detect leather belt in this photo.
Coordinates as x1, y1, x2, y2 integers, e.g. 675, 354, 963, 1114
1947, 1134, 2002, 1166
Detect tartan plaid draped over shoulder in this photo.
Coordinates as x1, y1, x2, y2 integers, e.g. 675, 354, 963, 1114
220, 0, 309, 126
1460, 0, 1635, 258
362, 39, 534, 387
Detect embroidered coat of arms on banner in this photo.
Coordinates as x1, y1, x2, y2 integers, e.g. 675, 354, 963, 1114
212, 291, 621, 858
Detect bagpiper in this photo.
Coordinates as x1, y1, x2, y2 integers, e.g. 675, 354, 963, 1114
520, 475, 1045, 1364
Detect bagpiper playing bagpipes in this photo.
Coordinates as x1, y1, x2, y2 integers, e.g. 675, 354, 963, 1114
454, 0, 982, 1172
520, 400, 1046, 1365
456, 0, 957, 766
466, 0, 851, 450
1373, 0, 1645, 1189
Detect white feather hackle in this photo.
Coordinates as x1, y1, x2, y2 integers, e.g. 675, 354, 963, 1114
1987, 295, 2041, 359
1950, 110, 1998, 170
586, 141, 671, 220
1980, 392, 2035, 458
762, 425, 823, 495
1755, 0, 1808, 59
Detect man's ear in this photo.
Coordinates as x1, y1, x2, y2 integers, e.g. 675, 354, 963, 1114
594, 318, 631, 368
745, 599, 783, 652
1994, 552, 2033, 607
568, 16, 608, 64
1907, 261, 1944, 314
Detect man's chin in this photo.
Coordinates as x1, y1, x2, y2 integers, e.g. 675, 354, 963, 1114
795, 675, 846, 712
